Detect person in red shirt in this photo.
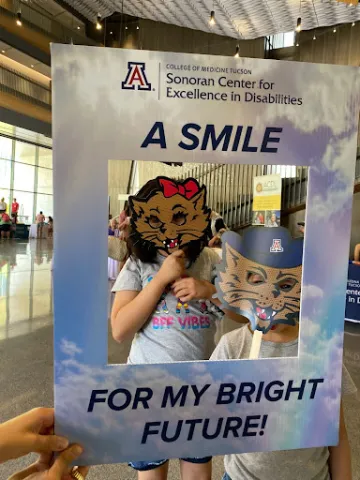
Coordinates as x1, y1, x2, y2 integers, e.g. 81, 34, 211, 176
11, 198, 19, 223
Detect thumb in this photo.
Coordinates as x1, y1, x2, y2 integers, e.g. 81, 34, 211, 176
31, 432, 69, 454
49, 444, 83, 478
173, 249, 185, 258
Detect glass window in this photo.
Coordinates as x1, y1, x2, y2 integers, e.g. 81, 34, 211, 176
13, 191, 34, 224
37, 167, 53, 194
38, 147, 52, 169
13, 163, 35, 192
0, 136, 12, 160
268, 31, 295, 49
271, 165, 297, 178
14, 141, 36, 165
36, 193, 53, 218
0, 159, 11, 189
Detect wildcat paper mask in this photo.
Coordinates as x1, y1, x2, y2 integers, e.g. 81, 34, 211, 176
216, 228, 303, 333
129, 176, 210, 255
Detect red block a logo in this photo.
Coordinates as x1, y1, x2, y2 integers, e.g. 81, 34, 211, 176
122, 62, 152, 91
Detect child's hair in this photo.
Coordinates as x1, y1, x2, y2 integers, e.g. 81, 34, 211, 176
127, 179, 206, 264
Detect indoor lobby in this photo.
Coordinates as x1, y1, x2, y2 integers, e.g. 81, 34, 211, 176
1, 0, 360, 479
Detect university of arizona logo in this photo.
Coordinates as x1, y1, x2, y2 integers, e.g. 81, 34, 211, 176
270, 239, 283, 253
122, 62, 152, 91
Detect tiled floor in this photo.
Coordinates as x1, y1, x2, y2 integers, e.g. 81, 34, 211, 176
0, 239, 360, 479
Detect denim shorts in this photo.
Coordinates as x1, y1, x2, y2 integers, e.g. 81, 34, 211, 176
129, 456, 212, 471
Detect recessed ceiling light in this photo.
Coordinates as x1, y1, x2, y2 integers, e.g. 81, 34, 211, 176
77, 26, 81, 30
31, 64, 34, 68
1, 50, 5, 54
110, 31, 113, 34
125, 26, 128, 30
136, 25, 139, 30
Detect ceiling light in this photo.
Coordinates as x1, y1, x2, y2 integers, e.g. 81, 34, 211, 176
313, 34, 316, 40
296, 42, 299, 47
1, 50, 5, 54
31, 64, 34, 68
77, 26, 81, 30
136, 25, 140, 30
16, 11, 22, 26
234, 45, 240, 58
96, 14, 102, 30
209, 10, 215, 26
125, 26, 128, 30
296, 17, 301, 32
110, 31, 113, 34
352, 22, 355, 27
333, 27, 337, 33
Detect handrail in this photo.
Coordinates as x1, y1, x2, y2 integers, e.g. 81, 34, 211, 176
0, 64, 51, 109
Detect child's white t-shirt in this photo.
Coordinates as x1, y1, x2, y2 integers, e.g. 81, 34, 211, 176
210, 325, 356, 480
112, 247, 223, 364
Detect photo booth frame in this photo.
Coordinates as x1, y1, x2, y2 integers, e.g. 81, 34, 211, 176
52, 44, 359, 465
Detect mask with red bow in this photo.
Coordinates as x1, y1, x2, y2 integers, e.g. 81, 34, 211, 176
129, 176, 211, 255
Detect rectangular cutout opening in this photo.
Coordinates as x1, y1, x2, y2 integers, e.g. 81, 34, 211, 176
107, 160, 307, 365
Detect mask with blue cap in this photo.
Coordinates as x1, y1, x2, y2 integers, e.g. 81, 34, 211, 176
216, 227, 303, 334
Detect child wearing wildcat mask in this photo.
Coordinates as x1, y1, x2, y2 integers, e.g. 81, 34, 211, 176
211, 228, 355, 480
111, 177, 240, 480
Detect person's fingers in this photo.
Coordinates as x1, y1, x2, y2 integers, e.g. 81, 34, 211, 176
179, 294, 193, 303
173, 283, 190, 296
7, 463, 41, 480
174, 288, 190, 298
50, 444, 83, 477
172, 249, 185, 258
20, 408, 54, 432
31, 431, 69, 453
172, 281, 182, 291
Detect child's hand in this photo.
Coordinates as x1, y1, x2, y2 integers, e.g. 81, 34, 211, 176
157, 250, 186, 286
172, 278, 216, 302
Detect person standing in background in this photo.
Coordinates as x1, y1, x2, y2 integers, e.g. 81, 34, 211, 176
36, 211, 46, 239
0, 197, 7, 214
11, 198, 19, 223
48, 216, 54, 239
0, 212, 12, 239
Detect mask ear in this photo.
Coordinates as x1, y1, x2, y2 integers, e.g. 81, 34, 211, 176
191, 187, 207, 211
224, 243, 242, 270
129, 197, 146, 217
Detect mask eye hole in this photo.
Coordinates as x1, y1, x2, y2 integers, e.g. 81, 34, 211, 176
148, 215, 163, 229
247, 272, 265, 285
172, 211, 187, 226
278, 278, 297, 292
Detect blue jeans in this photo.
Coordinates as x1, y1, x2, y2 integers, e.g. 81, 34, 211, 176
222, 474, 232, 480
129, 456, 212, 471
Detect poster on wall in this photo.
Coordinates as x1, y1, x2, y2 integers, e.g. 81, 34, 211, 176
252, 174, 281, 227
345, 263, 360, 323
52, 45, 359, 465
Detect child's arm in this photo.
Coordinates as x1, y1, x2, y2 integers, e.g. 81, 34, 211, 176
328, 403, 352, 480
111, 251, 185, 343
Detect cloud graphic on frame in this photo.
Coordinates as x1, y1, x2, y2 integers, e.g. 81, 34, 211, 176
60, 339, 83, 357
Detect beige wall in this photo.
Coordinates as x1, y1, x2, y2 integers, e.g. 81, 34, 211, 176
295, 24, 360, 66
271, 24, 360, 66
136, 19, 265, 58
